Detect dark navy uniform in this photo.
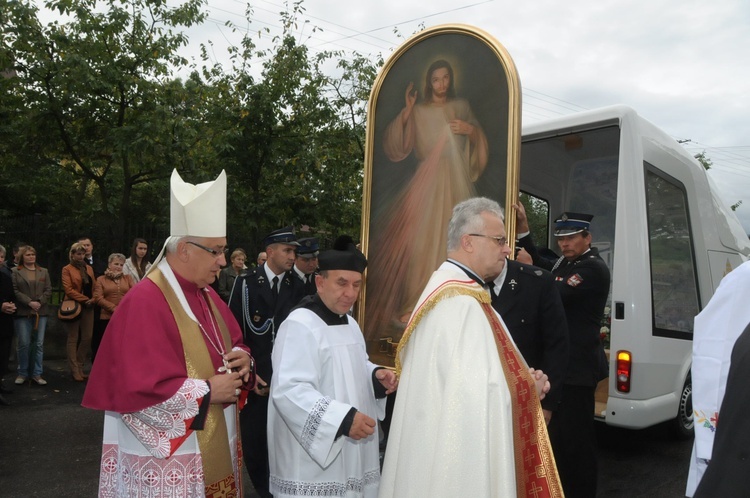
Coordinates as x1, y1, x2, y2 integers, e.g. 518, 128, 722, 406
518, 216, 610, 498
295, 269, 318, 296
294, 237, 319, 296
228, 265, 304, 381
517, 236, 610, 388
491, 259, 569, 412
228, 228, 306, 498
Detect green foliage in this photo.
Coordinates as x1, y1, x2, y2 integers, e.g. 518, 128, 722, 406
1, 0, 209, 239
694, 151, 712, 170
519, 191, 549, 248
1, 0, 382, 254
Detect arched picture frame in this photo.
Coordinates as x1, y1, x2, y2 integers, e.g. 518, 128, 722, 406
359, 24, 522, 365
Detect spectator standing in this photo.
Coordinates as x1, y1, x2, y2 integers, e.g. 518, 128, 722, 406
6, 241, 26, 271
91, 253, 135, 361
11, 245, 52, 386
516, 204, 611, 498
78, 237, 107, 278
122, 238, 152, 284
257, 251, 267, 267
62, 242, 96, 381
217, 248, 247, 302
0, 245, 17, 402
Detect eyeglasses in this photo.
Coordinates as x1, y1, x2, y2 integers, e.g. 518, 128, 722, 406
187, 241, 229, 258
468, 234, 508, 247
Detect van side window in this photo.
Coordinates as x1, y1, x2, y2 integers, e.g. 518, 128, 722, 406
645, 165, 700, 338
519, 191, 549, 248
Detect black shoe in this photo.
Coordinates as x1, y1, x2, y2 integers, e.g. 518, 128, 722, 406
0, 393, 10, 406
0, 383, 13, 394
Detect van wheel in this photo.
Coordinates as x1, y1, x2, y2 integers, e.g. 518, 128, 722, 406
671, 375, 693, 440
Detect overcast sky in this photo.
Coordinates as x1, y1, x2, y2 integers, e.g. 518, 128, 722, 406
46, 0, 750, 232
177, 0, 750, 232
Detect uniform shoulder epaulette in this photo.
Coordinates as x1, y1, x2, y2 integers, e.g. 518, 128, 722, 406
516, 265, 545, 278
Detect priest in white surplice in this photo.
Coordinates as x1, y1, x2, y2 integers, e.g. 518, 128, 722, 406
268, 236, 398, 497
686, 259, 750, 497
379, 197, 562, 498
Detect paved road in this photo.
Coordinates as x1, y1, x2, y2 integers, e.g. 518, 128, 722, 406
1, 358, 691, 497
0, 358, 262, 498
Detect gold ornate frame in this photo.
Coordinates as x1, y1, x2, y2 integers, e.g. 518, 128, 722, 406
358, 24, 521, 364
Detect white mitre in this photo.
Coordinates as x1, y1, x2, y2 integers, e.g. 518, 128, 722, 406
147, 169, 227, 275
170, 169, 227, 237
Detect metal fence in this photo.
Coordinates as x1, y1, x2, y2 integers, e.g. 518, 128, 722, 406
0, 214, 168, 298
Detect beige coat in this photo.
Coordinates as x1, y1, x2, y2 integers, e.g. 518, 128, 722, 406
93, 274, 135, 320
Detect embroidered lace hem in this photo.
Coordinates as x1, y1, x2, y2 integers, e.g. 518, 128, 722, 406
122, 378, 209, 458
98, 443, 205, 498
270, 468, 380, 496
300, 396, 331, 452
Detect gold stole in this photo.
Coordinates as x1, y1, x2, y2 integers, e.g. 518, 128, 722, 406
396, 280, 563, 498
148, 269, 239, 498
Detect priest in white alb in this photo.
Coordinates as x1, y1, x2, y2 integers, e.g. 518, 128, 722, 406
686, 259, 750, 496
379, 197, 562, 498
83, 170, 256, 497
268, 236, 398, 497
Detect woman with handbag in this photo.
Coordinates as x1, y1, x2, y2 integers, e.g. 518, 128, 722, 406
91, 253, 135, 361
11, 245, 52, 386
61, 242, 96, 381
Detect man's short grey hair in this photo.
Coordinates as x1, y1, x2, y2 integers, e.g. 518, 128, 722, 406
0, 244, 5, 258
446, 197, 505, 252
165, 236, 190, 254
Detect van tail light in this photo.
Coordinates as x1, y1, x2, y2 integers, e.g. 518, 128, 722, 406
616, 351, 632, 393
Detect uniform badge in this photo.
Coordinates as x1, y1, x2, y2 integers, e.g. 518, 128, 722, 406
567, 274, 583, 287
508, 279, 518, 290
253, 314, 261, 323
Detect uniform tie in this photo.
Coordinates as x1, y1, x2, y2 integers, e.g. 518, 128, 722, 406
272, 276, 279, 297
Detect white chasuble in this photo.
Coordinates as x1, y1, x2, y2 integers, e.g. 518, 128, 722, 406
379, 263, 517, 498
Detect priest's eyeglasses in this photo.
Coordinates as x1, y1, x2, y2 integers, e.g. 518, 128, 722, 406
187, 241, 229, 258
468, 234, 508, 247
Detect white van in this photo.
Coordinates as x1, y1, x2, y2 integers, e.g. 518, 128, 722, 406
519, 105, 750, 436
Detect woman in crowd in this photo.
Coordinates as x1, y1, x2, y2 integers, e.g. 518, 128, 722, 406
0, 245, 18, 399
61, 242, 95, 382
92, 253, 135, 362
122, 238, 151, 283
217, 248, 247, 302
11, 245, 52, 386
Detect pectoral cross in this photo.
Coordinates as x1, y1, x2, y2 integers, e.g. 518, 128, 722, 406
217, 358, 232, 374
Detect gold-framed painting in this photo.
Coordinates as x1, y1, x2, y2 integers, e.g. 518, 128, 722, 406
359, 24, 522, 365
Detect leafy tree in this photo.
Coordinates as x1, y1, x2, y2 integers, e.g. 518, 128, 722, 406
202, 1, 381, 248
1, 0, 209, 241
1, 0, 381, 258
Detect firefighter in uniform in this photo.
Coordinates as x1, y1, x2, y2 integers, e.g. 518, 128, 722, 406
228, 227, 306, 498
490, 258, 569, 425
515, 204, 610, 498
293, 237, 319, 296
